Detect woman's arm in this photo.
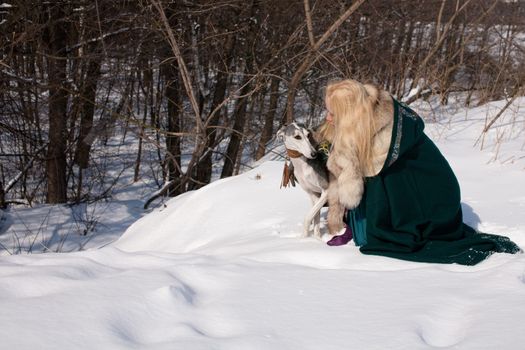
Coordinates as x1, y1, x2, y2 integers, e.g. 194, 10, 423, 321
327, 148, 364, 210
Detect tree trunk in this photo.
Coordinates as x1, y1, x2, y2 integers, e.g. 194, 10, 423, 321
220, 0, 260, 178
220, 82, 251, 179
191, 32, 237, 189
0, 181, 5, 209
163, 61, 183, 196
75, 55, 101, 169
45, 4, 69, 204
255, 77, 280, 160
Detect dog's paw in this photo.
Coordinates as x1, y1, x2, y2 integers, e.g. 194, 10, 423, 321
301, 224, 311, 238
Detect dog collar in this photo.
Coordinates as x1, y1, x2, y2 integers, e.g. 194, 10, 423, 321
286, 148, 303, 158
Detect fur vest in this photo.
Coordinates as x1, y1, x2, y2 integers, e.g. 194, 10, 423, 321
326, 94, 394, 227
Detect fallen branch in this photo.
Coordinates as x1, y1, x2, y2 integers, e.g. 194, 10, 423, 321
1, 144, 47, 208
143, 180, 175, 210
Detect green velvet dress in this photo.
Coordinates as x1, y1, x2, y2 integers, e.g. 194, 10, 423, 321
346, 99, 521, 265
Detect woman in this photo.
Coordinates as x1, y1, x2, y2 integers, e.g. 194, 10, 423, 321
321, 79, 520, 265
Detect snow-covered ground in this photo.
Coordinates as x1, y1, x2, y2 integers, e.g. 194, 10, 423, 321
0, 97, 524, 349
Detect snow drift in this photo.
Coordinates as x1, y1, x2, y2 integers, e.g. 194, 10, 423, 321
1, 97, 525, 349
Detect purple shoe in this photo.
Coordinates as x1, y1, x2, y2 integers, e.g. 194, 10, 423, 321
327, 226, 353, 246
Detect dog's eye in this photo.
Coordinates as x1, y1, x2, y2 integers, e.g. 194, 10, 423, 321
294, 135, 302, 140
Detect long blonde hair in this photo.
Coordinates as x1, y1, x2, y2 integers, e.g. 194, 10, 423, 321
325, 79, 381, 175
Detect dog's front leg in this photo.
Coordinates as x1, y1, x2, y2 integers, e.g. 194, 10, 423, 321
313, 211, 321, 238
302, 192, 320, 237
304, 191, 328, 238
310, 193, 323, 238
302, 193, 317, 237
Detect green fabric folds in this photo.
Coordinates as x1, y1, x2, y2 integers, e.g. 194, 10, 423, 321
346, 198, 367, 246
355, 99, 521, 265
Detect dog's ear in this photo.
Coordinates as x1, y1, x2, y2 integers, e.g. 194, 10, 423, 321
306, 129, 318, 147
276, 126, 286, 142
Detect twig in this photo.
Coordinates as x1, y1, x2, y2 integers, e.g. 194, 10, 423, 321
3, 144, 47, 198
474, 83, 523, 146
482, 86, 523, 133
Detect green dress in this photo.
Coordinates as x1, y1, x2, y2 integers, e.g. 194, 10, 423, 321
346, 99, 521, 265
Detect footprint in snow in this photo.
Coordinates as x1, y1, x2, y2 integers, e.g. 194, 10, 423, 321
415, 299, 471, 348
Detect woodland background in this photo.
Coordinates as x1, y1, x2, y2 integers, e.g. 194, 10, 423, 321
1, 0, 524, 209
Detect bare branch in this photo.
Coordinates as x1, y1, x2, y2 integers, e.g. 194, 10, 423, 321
150, 0, 203, 134
303, 0, 315, 47
285, 0, 367, 124
482, 84, 524, 134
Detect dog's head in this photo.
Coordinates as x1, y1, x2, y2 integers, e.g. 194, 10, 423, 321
277, 123, 317, 159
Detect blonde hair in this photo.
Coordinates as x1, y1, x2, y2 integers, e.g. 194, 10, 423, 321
325, 79, 381, 175
315, 120, 335, 144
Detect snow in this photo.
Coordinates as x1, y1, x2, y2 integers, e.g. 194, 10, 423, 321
1, 97, 525, 349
